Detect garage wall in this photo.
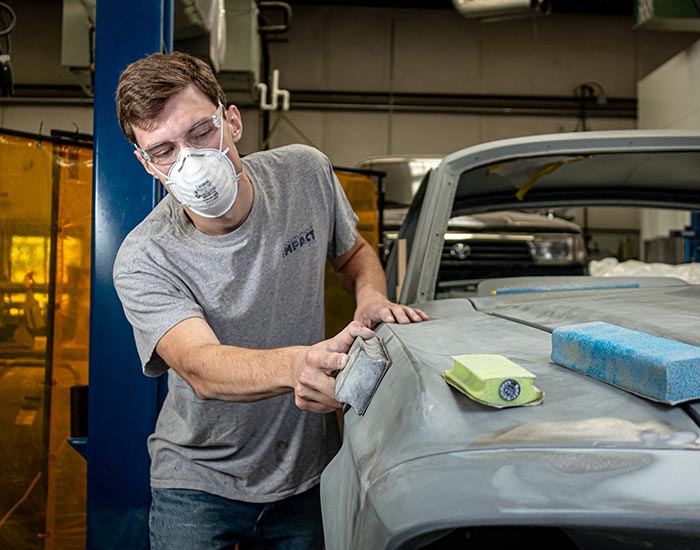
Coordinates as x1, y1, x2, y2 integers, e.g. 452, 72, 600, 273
0, 104, 93, 136
637, 37, 700, 257
260, 6, 699, 167
2, 3, 697, 263
1, 5, 699, 170
638, 39, 700, 130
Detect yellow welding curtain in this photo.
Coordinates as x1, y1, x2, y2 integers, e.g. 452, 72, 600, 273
0, 131, 92, 550
324, 170, 380, 338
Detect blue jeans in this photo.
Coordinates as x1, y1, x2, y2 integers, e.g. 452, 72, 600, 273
149, 485, 324, 550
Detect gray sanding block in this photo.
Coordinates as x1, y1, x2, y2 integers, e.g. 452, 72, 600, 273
335, 336, 390, 415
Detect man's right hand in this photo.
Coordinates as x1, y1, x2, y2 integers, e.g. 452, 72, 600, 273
292, 321, 374, 413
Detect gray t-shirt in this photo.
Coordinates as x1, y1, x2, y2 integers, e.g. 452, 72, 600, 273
113, 144, 359, 502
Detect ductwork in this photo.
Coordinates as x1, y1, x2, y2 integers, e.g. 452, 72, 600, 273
61, 0, 227, 97
174, 0, 227, 72
452, 0, 550, 19
634, 0, 700, 32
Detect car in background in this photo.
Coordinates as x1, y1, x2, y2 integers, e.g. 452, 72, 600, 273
322, 130, 700, 549
356, 155, 587, 292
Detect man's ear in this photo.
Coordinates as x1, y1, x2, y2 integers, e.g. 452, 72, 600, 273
225, 104, 243, 143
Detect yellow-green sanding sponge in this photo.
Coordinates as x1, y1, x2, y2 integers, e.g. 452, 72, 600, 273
443, 354, 544, 408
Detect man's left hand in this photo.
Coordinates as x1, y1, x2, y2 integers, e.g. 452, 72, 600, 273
354, 297, 429, 328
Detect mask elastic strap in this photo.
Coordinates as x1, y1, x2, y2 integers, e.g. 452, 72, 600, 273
133, 143, 172, 184
150, 162, 171, 184
217, 103, 225, 153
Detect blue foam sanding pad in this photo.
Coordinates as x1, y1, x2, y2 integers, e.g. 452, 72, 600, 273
551, 321, 700, 405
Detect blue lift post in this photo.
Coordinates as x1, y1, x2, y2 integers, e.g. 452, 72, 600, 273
87, 1, 172, 548
690, 212, 700, 262
670, 211, 700, 263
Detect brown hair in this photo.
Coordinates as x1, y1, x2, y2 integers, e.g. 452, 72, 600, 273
116, 51, 227, 145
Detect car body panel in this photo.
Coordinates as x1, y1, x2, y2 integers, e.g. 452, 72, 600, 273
323, 130, 700, 549
471, 277, 699, 345
322, 285, 700, 549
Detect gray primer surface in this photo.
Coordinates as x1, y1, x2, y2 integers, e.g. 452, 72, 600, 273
321, 288, 700, 549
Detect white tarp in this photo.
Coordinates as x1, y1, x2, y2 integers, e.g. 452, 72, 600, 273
589, 258, 700, 285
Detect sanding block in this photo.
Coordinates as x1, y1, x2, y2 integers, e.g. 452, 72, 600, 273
551, 321, 700, 405
335, 336, 390, 415
443, 354, 544, 408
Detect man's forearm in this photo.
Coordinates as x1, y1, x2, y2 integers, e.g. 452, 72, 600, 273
350, 262, 389, 311
332, 233, 429, 327
155, 316, 372, 413
173, 341, 305, 401
156, 316, 305, 401
332, 235, 388, 304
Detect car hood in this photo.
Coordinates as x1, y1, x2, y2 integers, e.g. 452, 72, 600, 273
384, 207, 581, 232
450, 210, 580, 232
342, 283, 700, 468
322, 280, 700, 549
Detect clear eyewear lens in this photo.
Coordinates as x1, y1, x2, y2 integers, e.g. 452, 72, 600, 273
139, 104, 223, 166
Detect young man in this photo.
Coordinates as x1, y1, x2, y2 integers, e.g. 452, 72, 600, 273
112, 51, 427, 549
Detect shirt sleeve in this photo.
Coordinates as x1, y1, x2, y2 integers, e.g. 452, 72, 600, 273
322, 153, 359, 259
113, 246, 204, 377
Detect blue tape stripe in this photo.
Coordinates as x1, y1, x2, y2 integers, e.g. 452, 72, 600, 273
494, 282, 640, 295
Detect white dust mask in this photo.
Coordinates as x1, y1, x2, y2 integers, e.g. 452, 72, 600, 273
163, 146, 240, 218
144, 108, 242, 219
